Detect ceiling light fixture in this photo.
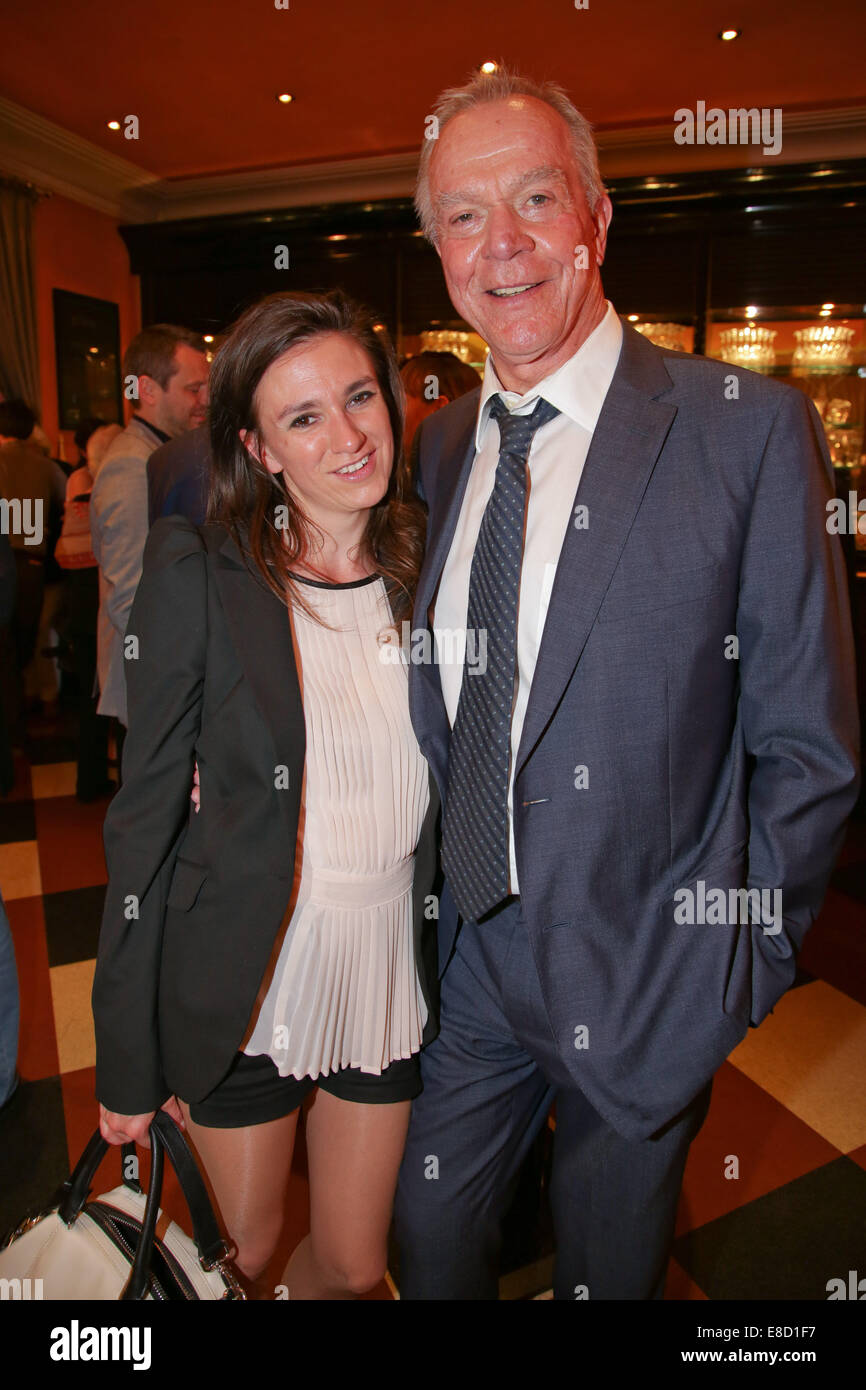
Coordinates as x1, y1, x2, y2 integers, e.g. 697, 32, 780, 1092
277, 93, 294, 104
480, 61, 498, 74
107, 120, 120, 130
719, 28, 740, 41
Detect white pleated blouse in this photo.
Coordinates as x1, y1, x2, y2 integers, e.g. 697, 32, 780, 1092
242, 572, 430, 1078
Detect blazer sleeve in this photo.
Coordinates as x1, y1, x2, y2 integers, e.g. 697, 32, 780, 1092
91, 515, 206, 1114
737, 387, 860, 1025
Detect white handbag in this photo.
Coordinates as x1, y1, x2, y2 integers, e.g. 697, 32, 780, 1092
0, 1110, 246, 1300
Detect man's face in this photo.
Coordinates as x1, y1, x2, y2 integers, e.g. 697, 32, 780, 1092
147, 344, 210, 437
428, 97, 613, 391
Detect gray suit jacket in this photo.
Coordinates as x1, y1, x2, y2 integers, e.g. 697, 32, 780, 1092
411, 320, 860, 1141
90, 418, 159, 723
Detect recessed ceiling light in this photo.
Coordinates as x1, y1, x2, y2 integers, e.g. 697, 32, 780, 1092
107, 120, 120, 130
627, 314, 639, 321
203, 335, 214, 343
819, 309, 832, 317
745, 305, 758, 317
821, 303, 835, 311
328, 234, 347, 242
719, 28, 740, 41
88, 346, 99, 354
277, 93, 294, 104
480, 61, 498, 74
812, 168, 833, 177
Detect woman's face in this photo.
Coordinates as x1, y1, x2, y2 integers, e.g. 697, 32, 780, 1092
245, 332, 394, 531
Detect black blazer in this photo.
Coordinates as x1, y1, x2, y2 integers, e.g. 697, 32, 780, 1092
92, 516, 441, 1115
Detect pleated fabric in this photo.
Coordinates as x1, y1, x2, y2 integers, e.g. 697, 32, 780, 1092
243, 575, 430, 1078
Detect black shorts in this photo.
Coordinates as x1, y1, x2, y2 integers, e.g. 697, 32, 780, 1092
186, 1050, 422, 1129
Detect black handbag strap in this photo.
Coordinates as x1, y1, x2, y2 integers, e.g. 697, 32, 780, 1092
57, 1113, 230, 1298
121, 1142, 142, 1192
150, 1112, 227, 1266
122, 1129, 164, 1300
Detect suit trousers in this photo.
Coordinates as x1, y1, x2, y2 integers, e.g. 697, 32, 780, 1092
394, 897, 712, 1299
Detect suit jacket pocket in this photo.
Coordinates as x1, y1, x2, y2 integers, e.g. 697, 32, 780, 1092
166, 857, 208, 912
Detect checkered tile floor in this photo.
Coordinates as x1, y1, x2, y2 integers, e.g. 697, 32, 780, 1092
2, 705, 865, 1300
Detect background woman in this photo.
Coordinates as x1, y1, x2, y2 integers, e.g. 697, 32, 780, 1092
91, 290, 440, 1298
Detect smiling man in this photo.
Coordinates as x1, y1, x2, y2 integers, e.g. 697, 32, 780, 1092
393, 68, 859, 1300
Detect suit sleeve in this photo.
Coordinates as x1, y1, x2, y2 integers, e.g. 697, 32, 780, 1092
737, 387, 860, 1025
90, 453, 150, 641
91, 516, 206, 1113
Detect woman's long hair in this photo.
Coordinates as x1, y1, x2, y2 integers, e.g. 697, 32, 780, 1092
208, 290, 425, 625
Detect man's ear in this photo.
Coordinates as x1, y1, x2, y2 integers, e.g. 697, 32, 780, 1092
136, 374, 161, 409
592, 193, 614, 266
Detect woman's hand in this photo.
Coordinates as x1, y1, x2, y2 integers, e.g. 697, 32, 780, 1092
99, 1095, 186, 1147
190, 760, 200, 813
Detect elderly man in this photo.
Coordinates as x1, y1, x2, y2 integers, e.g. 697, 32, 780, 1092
393, 69, 859, 1300
90, 325, 208, 735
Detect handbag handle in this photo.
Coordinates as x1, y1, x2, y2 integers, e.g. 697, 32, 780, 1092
57, 1112, 231, 1299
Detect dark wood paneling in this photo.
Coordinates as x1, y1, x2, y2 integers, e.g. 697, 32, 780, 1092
122, 161, 866, 338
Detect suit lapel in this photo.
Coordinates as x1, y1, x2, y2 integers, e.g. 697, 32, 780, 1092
409, 395, 479, 791
515, 326, 677, 775
211, 528, 305, 841
414, 391, 480, 623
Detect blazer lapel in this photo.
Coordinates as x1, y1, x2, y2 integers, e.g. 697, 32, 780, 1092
211, 528, 305, 840
515, 326, 678, 776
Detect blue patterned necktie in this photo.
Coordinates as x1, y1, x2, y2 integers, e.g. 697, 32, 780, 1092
441, 393, 561, 923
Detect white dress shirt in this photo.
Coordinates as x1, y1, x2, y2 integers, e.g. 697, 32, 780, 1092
433, 301, 623, 895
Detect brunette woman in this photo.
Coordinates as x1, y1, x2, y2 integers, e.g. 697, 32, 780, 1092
92, 291, 439, 1298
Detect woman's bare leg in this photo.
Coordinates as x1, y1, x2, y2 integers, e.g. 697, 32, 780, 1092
178, 1100, 300, 1293
281, 1091, 410, 1299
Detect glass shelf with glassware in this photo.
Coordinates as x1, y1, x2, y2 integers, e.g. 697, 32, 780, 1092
706, 304, 866, 476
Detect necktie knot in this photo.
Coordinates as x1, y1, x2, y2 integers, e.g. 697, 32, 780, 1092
488, 394, 560, 460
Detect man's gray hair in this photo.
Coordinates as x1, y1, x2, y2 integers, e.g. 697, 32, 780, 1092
415, 66, 605, 245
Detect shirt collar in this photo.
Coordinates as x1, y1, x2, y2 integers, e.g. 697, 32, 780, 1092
134, 415, 171, 446
475, 301, 623, 450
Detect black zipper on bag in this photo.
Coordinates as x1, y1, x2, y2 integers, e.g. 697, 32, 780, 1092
86, 1202, 199, 1300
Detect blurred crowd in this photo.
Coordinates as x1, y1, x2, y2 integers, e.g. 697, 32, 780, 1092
0, 326, 480, 801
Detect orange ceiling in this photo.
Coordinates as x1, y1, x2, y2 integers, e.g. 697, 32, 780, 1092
1, 0, 865, 180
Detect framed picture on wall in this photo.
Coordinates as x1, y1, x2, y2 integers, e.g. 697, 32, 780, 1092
53, 289, 122, 430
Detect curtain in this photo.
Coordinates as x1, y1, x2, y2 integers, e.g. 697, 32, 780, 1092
0, 175, 41, 410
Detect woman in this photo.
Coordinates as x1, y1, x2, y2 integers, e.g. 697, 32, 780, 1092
92, 290, 440, 1298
